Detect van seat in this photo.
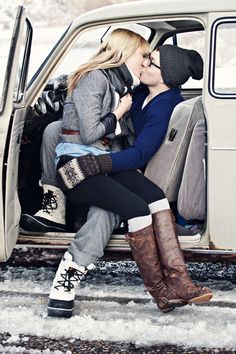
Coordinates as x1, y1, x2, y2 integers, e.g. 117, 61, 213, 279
144, 96, 204, 202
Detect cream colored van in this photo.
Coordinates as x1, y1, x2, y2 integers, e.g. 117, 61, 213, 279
0, 0, 236, 262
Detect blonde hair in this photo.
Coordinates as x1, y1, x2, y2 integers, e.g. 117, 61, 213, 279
68, 28, 149, 95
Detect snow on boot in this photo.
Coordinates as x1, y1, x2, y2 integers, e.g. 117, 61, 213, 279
47, 251, 95, 318
20, 184, 66, 232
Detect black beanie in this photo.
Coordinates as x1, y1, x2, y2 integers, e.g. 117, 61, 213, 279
159, 45, 203, 88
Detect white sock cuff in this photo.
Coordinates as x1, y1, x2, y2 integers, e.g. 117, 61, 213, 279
128, 214, 152, 232
149, 198, 170, 214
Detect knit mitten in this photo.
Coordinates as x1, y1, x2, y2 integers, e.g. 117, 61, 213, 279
57, 154, 112, 190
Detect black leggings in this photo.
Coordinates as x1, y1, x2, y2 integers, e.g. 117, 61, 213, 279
65, 170, 165, 221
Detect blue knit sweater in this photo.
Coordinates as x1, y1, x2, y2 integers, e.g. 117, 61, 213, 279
110, 85, 183, 173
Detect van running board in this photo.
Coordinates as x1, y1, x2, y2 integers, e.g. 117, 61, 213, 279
18, 229, 201, 248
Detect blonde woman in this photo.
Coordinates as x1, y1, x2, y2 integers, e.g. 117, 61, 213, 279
47, 28, 150, 317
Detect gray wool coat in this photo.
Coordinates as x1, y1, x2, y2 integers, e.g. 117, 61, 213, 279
61, 69, 126, 152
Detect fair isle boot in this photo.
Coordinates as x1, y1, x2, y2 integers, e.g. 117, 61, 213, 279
20, 184, 66, 232
47, 251, 95, 318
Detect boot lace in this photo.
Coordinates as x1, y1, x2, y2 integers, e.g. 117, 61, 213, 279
55, 267, 86, 292
42, 191, 58, 214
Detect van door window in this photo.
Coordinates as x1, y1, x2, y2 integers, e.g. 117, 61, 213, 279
52, 24, 151, 79
212, 20, 236, 96
0, 8, 17, 111
13, 22, 32, 103
0, 12, 32, 112
164, 31, 205, 89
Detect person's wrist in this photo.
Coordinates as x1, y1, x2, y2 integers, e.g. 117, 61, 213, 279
113, 108, 124, 120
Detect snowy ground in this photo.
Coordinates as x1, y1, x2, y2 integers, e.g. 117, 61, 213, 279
0, 261, 236, 352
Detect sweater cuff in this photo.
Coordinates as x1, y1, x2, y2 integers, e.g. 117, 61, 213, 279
97, 154, 112, 174
101, 113, 117, 135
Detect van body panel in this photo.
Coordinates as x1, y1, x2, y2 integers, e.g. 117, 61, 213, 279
204, 12, 236, 250
1, 1, 236, 262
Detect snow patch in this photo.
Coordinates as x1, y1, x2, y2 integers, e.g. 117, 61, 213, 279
0, 263, 236, 349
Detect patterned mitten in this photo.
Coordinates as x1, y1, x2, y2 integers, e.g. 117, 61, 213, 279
57, 154, 112, 190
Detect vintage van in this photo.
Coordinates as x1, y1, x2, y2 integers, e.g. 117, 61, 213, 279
0, 0, 236, 263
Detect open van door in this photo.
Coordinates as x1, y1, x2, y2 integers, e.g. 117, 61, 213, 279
0, 6, 32, 261
205, 13, 236, 251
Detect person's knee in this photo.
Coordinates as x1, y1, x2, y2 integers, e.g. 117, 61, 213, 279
141, 182, 165, 204
124, 200, 150, 220
40, 121, 63, 186
42, 120, 62, 147
88, 206, 115, 222
150, 186, 165, 203
88, 206, 120, 229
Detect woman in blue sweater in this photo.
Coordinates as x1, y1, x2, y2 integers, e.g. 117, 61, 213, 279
108, 84, 182, 172
55, 43, 212, 315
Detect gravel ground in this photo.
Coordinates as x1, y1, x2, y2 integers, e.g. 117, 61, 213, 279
1, 333, 236, 354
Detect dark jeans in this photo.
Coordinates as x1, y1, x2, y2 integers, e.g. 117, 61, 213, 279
65, 170, 165, 221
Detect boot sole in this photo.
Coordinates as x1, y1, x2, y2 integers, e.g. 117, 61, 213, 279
188, 292, 213, 304
161, 306, 175, 313
20, 214, 66, 233
47, 298, 74, 318
161, 299, 188, 313
47, 305, 74, 318
160, 293, 212, 313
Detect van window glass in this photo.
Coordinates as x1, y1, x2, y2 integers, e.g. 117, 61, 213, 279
50, 24, 151, 79
214, 21, 236, 95
13, 24, 30, 103
0, 10, 17, 110
164, 31, 205, 89
27, 26, 66, 82
0, 9, 31, 111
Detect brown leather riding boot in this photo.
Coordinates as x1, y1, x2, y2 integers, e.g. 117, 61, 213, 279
152, 209, 213, 304
126, 224, 188, 312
